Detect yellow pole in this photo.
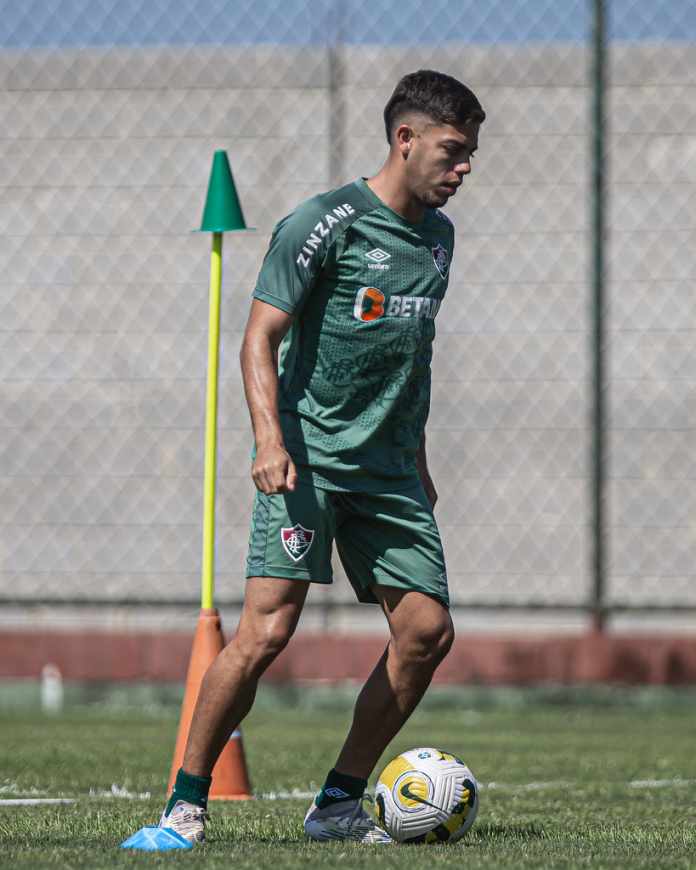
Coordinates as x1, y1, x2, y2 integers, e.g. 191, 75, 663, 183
201, 231, 223, 610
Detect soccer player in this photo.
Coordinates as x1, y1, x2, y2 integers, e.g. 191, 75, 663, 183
160, 69, 484, 844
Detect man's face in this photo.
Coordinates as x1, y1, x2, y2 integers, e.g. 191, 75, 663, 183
401, 119, 480, 209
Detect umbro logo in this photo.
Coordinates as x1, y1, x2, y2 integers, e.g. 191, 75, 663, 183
365, 248, 391, 270
324, 787, 350, 799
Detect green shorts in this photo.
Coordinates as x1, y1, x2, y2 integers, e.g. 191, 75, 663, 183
245, 478, 449, 607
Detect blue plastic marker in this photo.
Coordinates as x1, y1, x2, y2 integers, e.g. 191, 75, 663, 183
120, 826, 193, 851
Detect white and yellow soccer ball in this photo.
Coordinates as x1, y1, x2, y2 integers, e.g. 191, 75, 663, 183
374, 748, 478, 844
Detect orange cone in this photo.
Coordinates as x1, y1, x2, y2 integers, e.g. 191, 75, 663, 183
168, 608, 253, 800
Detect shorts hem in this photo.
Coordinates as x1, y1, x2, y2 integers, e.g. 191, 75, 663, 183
367, 568, 450, 608
246, 566, 333, 585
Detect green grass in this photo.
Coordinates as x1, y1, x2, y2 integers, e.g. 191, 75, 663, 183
1, 689, 695, 869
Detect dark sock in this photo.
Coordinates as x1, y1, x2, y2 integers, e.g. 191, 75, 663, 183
164, 767, 212, 816
315, 768, 367, 809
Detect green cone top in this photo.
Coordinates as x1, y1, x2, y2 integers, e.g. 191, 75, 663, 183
199, 150, 248, 232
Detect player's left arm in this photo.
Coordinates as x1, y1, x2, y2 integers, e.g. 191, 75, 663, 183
417, 430, 437, 509
417, 221, 452, 511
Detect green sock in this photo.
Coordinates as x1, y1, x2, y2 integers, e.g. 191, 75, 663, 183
315, 768, 367, 809
165, 767, 212, 816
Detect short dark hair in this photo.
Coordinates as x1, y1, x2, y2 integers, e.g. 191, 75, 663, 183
383, 69, 485, 143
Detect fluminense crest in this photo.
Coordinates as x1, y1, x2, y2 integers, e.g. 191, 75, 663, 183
280, 523, 315, 561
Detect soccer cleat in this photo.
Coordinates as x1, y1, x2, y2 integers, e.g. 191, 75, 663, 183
304, 793, 392, 844
158, 799, 208, 845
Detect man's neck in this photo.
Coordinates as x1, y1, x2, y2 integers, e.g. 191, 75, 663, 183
365, 169, 425, 225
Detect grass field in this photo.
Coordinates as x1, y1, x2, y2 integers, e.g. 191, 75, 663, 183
1, 687, 695, 869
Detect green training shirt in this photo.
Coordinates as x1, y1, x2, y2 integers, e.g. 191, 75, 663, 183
252, 177, 455, 492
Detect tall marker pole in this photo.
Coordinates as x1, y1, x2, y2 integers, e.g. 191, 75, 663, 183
167, 150, 253, 800
202, 230, 222, 611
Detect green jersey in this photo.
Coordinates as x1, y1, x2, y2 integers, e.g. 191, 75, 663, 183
252, 177, 455, 492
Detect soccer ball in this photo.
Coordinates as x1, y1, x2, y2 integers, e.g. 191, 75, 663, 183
374, 748, 478, 844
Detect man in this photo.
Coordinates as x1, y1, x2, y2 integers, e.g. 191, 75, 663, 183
160, 69, 484, 844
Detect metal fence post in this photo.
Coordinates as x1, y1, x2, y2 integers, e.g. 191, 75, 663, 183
590, 0, 608, 633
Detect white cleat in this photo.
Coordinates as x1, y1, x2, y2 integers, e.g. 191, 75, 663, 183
158, 799, 208, 844
304, 794, 392, 844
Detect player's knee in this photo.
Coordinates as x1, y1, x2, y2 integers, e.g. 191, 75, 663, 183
397, 609, 454, 669
436, 616, 455, 662
245, 615, 295, 670
261, 618, 295, 659
424, 614, 454, 666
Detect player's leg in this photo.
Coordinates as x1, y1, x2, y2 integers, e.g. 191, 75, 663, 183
304, 589, 451, 843
182, 576, 309, 777
162, 577, 308, 842
164, 480, 334, 843
304, 483, 451, 843
332, 586, 453, 778
331, 482, 452, 777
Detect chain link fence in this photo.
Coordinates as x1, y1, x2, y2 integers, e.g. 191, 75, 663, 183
0, 0, 694, 628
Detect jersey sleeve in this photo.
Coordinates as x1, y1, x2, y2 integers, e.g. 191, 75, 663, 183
253, 198, 334, 315
434, 208, 455, 265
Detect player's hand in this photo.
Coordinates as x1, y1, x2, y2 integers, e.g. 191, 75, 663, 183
252, 445, 298, 494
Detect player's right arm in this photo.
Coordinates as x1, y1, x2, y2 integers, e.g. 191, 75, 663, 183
240, 299, 298, 495
244, 193, 345, 493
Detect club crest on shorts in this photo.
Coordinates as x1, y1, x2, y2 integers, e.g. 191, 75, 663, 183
280, 523, 315, 562
432, 243, 449, 278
